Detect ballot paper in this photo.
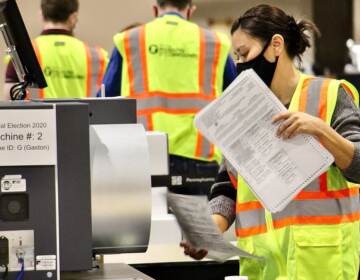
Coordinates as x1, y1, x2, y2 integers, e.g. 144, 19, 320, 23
194, 69, 334, 213
167, 192, 261, 262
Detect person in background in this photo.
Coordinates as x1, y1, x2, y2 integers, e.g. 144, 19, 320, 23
120, 23, 143, 32
101, 0, 236, 194
4, 0, 108, 100
182, 4, 360, 279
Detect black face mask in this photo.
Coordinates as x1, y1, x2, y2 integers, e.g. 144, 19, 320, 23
236, 46, 278, 87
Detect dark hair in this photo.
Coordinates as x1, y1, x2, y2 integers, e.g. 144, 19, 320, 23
156, 0, 192, 10
231, 4, 320, 61
41, 0, 79, 22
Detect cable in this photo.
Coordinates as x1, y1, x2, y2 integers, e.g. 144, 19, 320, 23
0, 265, 8, 280
10, 80, 30, 101
9, 83, 24, 100
0, 235, 8, 280
10, 81, 28, 101
15, 258, 24, 280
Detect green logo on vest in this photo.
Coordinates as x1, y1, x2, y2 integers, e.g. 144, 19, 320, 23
149, 45, 159, 54
43, 66, 84, 80
148, 44, 197, 58
54, 41, 66, 47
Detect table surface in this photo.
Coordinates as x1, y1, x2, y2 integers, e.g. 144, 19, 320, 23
61, 263, 154, 280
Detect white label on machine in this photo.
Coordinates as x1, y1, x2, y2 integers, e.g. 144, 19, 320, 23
0, 108, 56, 166
0, 230, 35, 271
36, 255, 56, 271
1, 175, 26, 192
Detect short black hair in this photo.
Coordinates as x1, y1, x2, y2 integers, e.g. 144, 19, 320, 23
41, 0, 79, 23
156, 0, 192, 10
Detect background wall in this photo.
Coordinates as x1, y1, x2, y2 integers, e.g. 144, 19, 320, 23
193, 0, 312, 25
0, 0, 155, 99
354, 0, 360, 42
313, 0, 353, 75
193, 0, 313, 71
0, 0, 322, 98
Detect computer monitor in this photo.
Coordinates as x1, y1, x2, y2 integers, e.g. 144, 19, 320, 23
0, 0, 47, 100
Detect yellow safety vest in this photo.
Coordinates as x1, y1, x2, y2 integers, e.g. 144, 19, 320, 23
114, 15, 231, 163
229, 75, 360, 279
31, 35, 108, 99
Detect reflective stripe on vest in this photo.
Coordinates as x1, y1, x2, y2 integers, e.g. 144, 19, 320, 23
32, 41, 45, 99
301, 177, 320, 192
235, 207, 267, 237
95, 48, 107, 93
124, 27, 148, 96
196, 29, 221, 160
123, 24, 224, 160
272, 194, 360, 229
235, 76, 360, 237
30, 39, 106, 99
199, 29, 221, 97
136, 94, 211, 112
340, 79, 360, 106
85, 45, 107, 97
224, 159, 238, 188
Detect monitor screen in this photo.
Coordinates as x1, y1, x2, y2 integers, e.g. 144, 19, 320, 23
0, 0, 47, 99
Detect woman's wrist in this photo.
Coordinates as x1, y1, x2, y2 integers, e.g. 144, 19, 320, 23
212, 214, 229, 233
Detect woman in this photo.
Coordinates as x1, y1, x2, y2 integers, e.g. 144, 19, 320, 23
181, 4, 360, 279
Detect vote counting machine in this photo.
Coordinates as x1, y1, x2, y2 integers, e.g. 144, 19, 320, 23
0, 98, 167, 280
0, 0, 168, 277
0, 0, 237, 279
0, 100, 232, 279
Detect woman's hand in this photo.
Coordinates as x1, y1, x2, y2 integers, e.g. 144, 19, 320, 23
272, 112, 325, 139
272, 111, 355, 170
180, 241, 208, 260
179, 214, 229, 260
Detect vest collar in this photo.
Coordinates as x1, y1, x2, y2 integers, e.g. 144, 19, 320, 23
41, 29, 73, 36
158, 11, 185, 19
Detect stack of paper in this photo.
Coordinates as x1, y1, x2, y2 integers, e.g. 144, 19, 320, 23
194, 69, 334, 212
167, 192, 260, 262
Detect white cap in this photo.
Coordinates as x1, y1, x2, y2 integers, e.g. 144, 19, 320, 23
225, 276, 248, 280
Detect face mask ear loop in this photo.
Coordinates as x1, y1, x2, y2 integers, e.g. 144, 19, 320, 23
260, 39, 271, 56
